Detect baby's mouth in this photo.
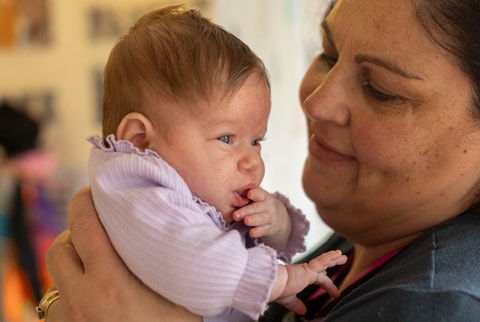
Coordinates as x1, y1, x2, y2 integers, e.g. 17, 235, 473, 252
233, 189, 250, 208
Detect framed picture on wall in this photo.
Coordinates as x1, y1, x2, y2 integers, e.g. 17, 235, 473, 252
87, 0, 212, 42
0, 0, 50, 48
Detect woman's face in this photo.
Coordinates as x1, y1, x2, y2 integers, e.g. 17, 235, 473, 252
300, 0, 480, 244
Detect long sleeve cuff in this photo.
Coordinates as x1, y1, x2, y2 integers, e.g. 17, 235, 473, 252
272, 192, 310, 263
231, 243, 277, 320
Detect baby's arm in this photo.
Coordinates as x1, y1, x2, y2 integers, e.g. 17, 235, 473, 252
271, 250, 347, 315
89, 148, 281, 319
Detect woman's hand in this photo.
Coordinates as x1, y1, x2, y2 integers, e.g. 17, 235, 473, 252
45, 187, 201, 322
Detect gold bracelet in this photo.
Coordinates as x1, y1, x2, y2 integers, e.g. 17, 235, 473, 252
36, 289, 60, 320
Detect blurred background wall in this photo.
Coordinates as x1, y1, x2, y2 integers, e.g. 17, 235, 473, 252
0, 0, 332, 321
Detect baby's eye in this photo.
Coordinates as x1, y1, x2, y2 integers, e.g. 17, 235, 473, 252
217, 135, 232, 144
252, 138, 265, 146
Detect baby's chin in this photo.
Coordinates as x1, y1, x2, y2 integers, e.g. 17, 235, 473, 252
221, 209, 234, 224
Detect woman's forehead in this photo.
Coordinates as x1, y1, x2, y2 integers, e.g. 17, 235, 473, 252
326, 0, 453, 79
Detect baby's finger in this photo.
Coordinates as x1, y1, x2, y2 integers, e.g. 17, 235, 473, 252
233, 201, 266, 221
248, 225, 269, 238
314, 272, 341, 298
310, 250, 347, 270
243, 211, 272, 227
246, 187, 268, 202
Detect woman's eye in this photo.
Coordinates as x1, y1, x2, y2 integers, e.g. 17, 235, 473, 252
217, 135, 232, 144
363, 83, 403, 104
319, 52, 337, 69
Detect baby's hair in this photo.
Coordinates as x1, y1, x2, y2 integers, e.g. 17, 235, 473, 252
102, 4, 270, 136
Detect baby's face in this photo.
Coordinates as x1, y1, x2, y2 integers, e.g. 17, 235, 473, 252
150, 74, 271, 221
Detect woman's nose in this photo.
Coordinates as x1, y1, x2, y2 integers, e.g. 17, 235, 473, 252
302, 69, 351, 126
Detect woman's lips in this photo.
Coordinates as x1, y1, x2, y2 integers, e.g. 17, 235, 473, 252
308, 135, 353, 162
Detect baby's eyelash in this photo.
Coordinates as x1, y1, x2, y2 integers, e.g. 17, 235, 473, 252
252, 137, 267, 146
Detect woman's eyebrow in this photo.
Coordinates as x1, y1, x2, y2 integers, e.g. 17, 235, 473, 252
322, 20, 422, 80
355, 55, 423, 80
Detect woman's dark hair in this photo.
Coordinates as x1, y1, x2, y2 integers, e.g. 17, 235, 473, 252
412, 0, 480, 117
412, 0, 480, 210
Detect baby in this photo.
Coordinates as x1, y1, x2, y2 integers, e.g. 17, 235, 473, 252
88, 5, 346, 321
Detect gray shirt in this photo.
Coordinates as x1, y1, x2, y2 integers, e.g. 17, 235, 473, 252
262, 210, 480, 322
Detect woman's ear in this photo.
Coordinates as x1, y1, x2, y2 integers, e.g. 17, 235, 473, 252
116, 112, 155, 150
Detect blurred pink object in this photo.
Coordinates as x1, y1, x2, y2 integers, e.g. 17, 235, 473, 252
7, 149, 58, 180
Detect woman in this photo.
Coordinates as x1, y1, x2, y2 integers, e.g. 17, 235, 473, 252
43, 0, 480, 321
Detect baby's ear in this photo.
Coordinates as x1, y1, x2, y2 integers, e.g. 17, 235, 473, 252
116, 112, 154, 150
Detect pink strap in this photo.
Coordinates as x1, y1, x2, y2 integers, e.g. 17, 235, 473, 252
346, 248, 401, 287
308, 248, 402, 300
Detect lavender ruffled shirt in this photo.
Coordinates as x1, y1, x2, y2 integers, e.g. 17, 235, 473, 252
88, 135, 309, 321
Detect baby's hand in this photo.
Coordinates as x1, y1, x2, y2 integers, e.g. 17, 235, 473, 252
276, 250, 348, 315
233, 187, 291, 250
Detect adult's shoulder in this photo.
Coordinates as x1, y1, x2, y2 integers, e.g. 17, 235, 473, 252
326, 211, 480, 322
378, 210, 480, 294
419, 210, 480, 289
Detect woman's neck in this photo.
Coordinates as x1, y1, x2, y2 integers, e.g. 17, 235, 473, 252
339, 234, 420, 292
